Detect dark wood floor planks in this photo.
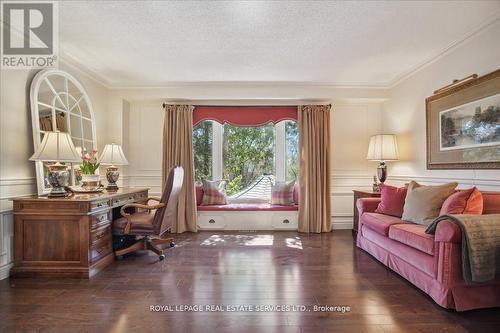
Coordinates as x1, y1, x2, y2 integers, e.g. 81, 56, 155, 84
1, 231, 498, 333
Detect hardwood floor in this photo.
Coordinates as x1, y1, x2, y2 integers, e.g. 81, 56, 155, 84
1, 231, 498, 333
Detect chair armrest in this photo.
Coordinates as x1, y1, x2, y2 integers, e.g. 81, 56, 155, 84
145, 196, 162, 204
434, 219, 462, 243
119, 202, 165, 234
356, 197, 381, 216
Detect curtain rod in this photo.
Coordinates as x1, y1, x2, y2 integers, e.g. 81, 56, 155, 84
162, 103, 303, 108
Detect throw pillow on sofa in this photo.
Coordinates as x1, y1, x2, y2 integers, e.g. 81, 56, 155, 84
271, 180, 295, 206
440, 187, 483, 215
375, 184, 408, 217
201, 178, 228, 205
402, 181, 458, 225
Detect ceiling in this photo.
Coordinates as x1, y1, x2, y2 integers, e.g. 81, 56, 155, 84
59, 1, 500, 87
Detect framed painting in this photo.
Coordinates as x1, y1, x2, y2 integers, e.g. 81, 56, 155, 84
426, 69, 500, 169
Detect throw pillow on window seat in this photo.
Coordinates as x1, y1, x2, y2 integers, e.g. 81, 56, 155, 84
201, 178, 228, 205
271, 180, 295, 206
440, 187, 483, 215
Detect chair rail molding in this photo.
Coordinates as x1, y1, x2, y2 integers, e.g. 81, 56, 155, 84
387, 174, 500, 190
0, 177, 37, 279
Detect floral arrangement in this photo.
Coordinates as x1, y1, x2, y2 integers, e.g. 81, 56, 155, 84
80, 150, 100, 175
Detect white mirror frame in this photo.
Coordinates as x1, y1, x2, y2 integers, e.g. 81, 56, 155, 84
30, 69, 97, 195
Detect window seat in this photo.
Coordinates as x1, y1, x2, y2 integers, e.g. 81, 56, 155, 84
195, 184, 299, 230
197, 203, 298, 212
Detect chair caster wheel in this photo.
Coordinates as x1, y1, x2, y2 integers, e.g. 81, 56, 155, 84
170, 242, 175, 248
159, 254, 165, 261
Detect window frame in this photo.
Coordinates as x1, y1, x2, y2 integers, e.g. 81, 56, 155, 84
195, 120, 296, 183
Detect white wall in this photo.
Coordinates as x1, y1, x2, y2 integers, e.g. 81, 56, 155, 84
331, 102, 383, 229
382, 20, 500, 190
0, 61, 110, 279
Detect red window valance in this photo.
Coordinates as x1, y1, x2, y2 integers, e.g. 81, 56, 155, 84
193, 106, 297, 127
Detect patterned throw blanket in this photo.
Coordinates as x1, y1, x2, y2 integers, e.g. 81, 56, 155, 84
426, 214, 500, 284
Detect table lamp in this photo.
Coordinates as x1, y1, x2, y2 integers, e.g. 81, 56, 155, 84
99, 143, 129, 190
366, 134, 399, 184
30, 131, 81, 197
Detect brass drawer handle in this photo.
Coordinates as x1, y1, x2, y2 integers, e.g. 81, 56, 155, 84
209, 219, 216, 224
95, 231, 107, 240
283, 219, 290, 224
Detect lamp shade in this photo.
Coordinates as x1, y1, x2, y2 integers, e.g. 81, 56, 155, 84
30, 131, 81, 162
366, 134, 399, 161
99, 143, 129, 166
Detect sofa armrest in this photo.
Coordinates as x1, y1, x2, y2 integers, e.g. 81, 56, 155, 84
356, 197, 381, 216
434, 219, 462, 243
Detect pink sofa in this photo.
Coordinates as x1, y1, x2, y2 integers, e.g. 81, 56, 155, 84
356, 191, 500, 311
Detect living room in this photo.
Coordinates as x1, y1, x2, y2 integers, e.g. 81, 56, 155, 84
0, 1, 499, 332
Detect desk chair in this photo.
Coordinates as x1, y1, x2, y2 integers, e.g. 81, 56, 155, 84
113, 166, 184, 260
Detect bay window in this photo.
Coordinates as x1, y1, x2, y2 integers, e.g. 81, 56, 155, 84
193, 120, 299, 200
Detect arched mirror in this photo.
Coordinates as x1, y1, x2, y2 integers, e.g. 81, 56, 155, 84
30, 69, 97, 195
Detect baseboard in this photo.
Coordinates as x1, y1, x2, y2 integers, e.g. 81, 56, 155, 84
0, 263, 13, 280
331, 216, 353, 230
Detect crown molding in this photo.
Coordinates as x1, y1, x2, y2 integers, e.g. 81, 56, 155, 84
106, 81, 390, 90
58, 11, 500, 91
388, 12, 500, 89
59, 51, 112, 89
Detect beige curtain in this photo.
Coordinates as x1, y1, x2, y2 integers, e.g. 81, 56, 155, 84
162, 104, 197, 233
298, 105, 332, 233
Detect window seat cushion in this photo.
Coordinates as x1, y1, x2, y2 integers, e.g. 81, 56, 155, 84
197, 203, 298, 211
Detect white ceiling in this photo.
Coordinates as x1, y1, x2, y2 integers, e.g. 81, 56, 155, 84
59, 1, 500, 87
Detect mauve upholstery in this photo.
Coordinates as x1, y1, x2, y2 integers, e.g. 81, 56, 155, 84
482, 191, 500, 214
197, 203, 298, 211
356, 191, 500, 311
361, 213, 403, 236
376, 184, 407, 217
362, 226, 436, 277
114, 212, 155, 235
195, 186, 203, 206
388, 223, 435, 255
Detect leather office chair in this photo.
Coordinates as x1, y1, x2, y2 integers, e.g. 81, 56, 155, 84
113, 166, 184, 260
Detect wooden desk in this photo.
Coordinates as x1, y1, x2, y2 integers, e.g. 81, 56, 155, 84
352, 190, 381, 238
12, 187, 149, 278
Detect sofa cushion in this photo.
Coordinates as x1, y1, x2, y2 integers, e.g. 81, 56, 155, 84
361, 213, 404, 236
482, 192, 500, 214
440, 187, 483, 215
389, 223, 435, 255
402, 181, 458, 226
376, 184, 407, 217
361, 225, 437, 277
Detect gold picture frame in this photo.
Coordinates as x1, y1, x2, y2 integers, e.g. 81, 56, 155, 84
426, 69, 500, 169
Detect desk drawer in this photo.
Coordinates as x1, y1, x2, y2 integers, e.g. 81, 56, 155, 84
91, 225, 112, 244
91, 199, 110, 211
112, 194, 136, 207
90, 237, 112, 262
135, 191, 148, 202
90, 211, 111, 229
